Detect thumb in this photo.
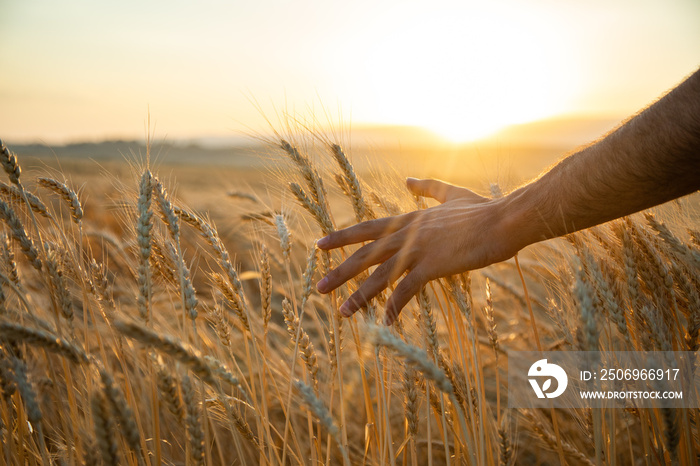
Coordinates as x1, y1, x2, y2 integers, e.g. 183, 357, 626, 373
406, 177, 460, 203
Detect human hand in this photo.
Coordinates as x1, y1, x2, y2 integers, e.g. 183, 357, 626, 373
316, 177, 524, 325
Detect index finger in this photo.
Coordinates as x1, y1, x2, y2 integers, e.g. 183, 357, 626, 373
317, 211, 418, 250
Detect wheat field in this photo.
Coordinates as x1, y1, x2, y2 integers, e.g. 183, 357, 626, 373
0, 134, 698, 466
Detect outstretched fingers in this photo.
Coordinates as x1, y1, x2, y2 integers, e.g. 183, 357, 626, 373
317, 235, 398, 294
337, 254, 408, 317
316, 211, 417, 250
384, 268, 425, 325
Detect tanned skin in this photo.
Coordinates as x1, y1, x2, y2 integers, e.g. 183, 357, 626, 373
315, 67, 700, 325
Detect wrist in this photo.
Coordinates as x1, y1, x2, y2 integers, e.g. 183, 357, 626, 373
497, 183, 552, 252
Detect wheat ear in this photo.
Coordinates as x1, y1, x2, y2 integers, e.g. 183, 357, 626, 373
182, 374, 205, 466
152, 355, 185, 420
369, 324, 453, 395
259, 244, 272, 330
136, 169, 153, 322
289, 182, 334, 235
114, 319, 241, 391
279, 139, 328, 209
0, 322, 88, 364
37, 177, 83, 223
0, 199, 41, 270
403, 366, 419, 438
1, 233, 20, 288
330, 143, 374, 222
294, 379, 350, 465
282, 298, 319, 392
44, 242, 73, 323
645, 212, 700, 269
275, 213, 292, 261
12, 358, 47, 454
211, 272, 249, 332
97, 365, 143, 459
91, 389, 120, 466
0, 139, 21, 185
0, 181, 50, 218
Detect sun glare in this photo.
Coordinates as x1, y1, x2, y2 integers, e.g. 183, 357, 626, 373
343, 5, 571, 143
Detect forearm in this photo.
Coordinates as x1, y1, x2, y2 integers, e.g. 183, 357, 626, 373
502, 67, 700, 248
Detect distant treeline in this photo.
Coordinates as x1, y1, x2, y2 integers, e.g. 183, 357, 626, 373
9, 140, 262, 166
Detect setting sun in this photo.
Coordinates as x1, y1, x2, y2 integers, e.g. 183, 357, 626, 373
341, 4, 577, 142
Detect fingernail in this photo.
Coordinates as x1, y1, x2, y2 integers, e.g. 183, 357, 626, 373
406, 177, 418, 184
339, 301, 352, 317
316, 277, 329, 293
316, 236, 329, 248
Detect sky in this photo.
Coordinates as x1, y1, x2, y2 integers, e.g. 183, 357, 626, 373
1, 0, 699, 144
